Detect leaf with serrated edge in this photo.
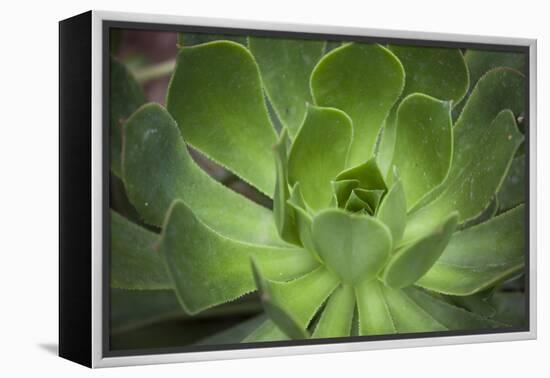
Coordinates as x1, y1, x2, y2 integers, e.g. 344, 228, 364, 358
404, 109, 523, 243
408, 67, 525, 216
166, 41, 278, 196
249, 37, 325, 137
122, 103, 283, 245
288, 105, 352, 210
382, 212, 458, 289
311, 43, 404, 166
378, 46, 467, 175
389, 45, 469, 105
313, 285, 355, 338
251, 260, 310, 339
252, 264, 340, 330
111, 211, 169, 290
312, 209, 392, 285
390, 94, 453, 209
417, 205, 525, 296
159, 200, 318, 314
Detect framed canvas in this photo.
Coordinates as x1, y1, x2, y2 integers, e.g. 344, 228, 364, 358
59, 10, 537, 368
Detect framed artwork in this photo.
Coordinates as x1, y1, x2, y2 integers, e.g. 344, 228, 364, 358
59, 10, 537, 368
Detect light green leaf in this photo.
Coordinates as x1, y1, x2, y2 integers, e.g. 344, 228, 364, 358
354, 188, 384, 213
313, 285, 355, 338
344, 191, 372, 213
253, 264, 340, 330
405, 108, 523, 242
388, 45, 469, 105
122, 103, 283, 245
252, 260, 310, 339
242, 320, 288, 343
390, 94, 453, 209
111, 211, 169, 290
380, 285, 446, 332
335, 158, 387, 191
249, 37, 325, 137
376, 173, 407, 245
159, 200, 318, 314
273, 129, 300, 244
382, 212, 458, 289
312, 209, 392, 285
288, 105, 353, 210
166, 41, 278, 196
110, 57, 146, 177
311, 43, 405, 166
417, 205, 525, 295
288, 183, 320, 260
332, 179, 360, 207
377, 46, 466, 171
497, 155, 525, 212
355, 280, 396, 335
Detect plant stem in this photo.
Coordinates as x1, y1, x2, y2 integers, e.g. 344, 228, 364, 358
133, 59, 176, 83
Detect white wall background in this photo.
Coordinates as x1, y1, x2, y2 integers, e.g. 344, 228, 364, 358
0, 0, 546, 376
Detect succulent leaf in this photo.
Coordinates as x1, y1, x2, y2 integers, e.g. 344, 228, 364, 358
166, 41, 278, 196
404, 107, 523, 242
377, 46, 468, 175
312, 209, 392, 285
376, 172, 407, 245
335, 157, 387, 191
389, 45, 469, 105
417, 205, 525, 295
159, 200, 318, 314
382, 212, 459, 288
355, 280, 397, 335
313, 284, 356, 338
249, 37, 326, 137
311, 43, 405, 166
252, 263, 340, 332
390, 93, 453, 209
497, 155, 525, 212
111, 211, 169, 290
122, 103, 283, 245
242, 320, 289, 343
287, 183, 320, 260
288, 105, 353, 210
273, 129, 301, 244
110, 57, 146, 177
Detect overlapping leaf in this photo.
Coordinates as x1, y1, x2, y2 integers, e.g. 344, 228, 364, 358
122, 103, 283, 245
166, 41, 278, 196
311, 43, 405, 166
249, 37, 325, 137
159, 200, 319, 314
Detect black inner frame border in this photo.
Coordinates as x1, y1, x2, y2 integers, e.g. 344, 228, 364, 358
102, 19, 531, 359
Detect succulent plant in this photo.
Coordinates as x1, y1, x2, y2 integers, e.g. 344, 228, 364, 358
110, 34, 526, 347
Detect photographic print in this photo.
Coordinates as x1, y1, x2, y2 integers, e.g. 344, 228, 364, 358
108, 27, 527, 354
